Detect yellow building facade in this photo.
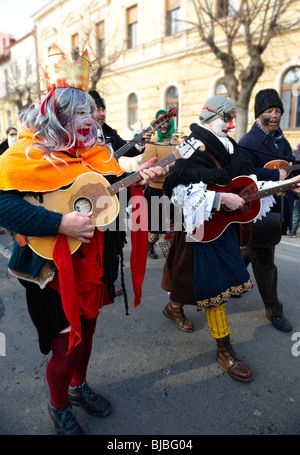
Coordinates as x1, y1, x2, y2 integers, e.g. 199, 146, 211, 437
28, 0, 300, 149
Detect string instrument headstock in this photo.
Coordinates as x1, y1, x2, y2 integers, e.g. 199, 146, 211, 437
149, 107, 178, 132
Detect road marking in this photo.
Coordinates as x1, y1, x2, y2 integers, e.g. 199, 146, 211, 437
280, 240, 300, 247
0, 244, 11, 260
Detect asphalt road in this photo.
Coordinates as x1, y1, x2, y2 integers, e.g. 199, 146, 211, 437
0, 229, 299, 440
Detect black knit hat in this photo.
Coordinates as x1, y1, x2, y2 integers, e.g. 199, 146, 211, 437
254, 89, 284, 118
88, 90, 106, 108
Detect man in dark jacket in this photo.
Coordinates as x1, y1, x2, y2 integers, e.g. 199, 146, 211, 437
88, 90, 151, 159
0, 127, 17, 155
238, 88, 296, 332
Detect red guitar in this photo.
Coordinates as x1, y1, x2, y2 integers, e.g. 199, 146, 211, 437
189, 175, 300, 243
113, 108, 178, 161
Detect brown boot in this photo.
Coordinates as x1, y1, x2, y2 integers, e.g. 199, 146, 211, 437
163, 301, 193, 332
216, 336, 252, 382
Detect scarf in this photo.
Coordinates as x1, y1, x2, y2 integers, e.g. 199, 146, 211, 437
155, 109, 176, 142
0, 128, 123, 192
255, 121, 284, 150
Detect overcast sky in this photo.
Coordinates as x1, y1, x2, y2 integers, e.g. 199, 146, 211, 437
0, 0, 49, 40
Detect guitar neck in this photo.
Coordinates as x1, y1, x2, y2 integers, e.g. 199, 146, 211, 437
113, 108, 178, 161
245, 180, 299, 202
290, 164, 300, 172
113, 127, 151, 161
107, 153, 176, 196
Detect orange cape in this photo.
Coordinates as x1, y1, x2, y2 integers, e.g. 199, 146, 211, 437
0, 127, 123, 192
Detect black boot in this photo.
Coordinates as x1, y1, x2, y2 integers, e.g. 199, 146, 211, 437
148, 242, 157, 259
48, 401, 84, 435
68, 381, 111, 418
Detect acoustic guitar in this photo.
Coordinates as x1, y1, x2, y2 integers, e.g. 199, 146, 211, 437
113, 107, 178, 161
264, 159, 300, 176
188, 175, 300, 243
23, 136, 205, 259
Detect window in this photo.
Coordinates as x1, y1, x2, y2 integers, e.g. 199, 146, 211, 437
4, 69, 9, 95
216, 0, 229, 18
281, 67, 300, 129
6, 110, 12, 128
128, 93, 138, 127
96, 21, 105, 58
127, 5, 138, 49
166, 86, 179, 129
216, 0, 237, 18
216, 79, 228, 96
71, 33, 79, 60
26, 58, 32, 77
166, 0, 181, 36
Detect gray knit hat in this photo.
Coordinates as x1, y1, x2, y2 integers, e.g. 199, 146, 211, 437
199, 95, 236, 123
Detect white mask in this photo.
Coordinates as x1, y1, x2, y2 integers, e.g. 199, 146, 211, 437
211, 117, 229, 137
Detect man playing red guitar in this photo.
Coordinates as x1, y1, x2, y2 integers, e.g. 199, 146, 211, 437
161, 95, 300, 383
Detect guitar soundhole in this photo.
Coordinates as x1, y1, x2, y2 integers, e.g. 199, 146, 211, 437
74, 197, 93, 213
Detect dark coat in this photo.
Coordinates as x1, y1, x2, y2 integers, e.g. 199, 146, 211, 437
102, 123, 143, 158
238, 122, 296, 231
0, 139, 8, 155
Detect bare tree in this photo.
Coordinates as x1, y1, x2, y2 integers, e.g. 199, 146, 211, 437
79, 9, 125, 91
3, 60, 39, 113
190, 0, 300, 140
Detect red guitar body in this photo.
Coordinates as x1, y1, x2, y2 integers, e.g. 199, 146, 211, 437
190, 176, 261, 242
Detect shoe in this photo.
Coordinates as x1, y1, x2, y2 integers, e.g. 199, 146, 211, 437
68, 381, 112, 417
114, 285, 122, 296
163, 301, 193, 332
148, 242, 158, 259
48, 401, 84, 435
0, 228, 5, 234
265, 313, 292, 332
216, 336, 252, 382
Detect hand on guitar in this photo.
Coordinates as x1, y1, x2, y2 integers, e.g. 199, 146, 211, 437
220, 192, 245, 211
279, 169, 288, 180
135, 157, 165, 186
137, 128, 153, 146
59, 211, 95, 243
287, 175, 300, 194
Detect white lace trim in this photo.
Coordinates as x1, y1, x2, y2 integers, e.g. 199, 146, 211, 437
250, 175, 277, 222
172, 175, 277, 234
172, 182, 214, 234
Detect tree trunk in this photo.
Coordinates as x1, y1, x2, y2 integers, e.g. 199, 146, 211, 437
234, 106, 249, 142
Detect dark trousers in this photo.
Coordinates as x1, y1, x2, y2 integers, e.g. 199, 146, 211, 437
240, 245, 283, 317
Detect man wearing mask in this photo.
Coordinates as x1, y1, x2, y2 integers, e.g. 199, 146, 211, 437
0, 127, 17, 155
239, 89, 297, 332
161, 94, 300, 382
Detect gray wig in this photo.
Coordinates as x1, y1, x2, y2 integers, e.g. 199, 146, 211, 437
20, 88, 98, 162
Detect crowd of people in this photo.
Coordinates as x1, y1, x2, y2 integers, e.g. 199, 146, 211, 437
0, 43, 300, 435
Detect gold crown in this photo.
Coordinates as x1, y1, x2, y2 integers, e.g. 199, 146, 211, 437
44, 43, 90, 92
